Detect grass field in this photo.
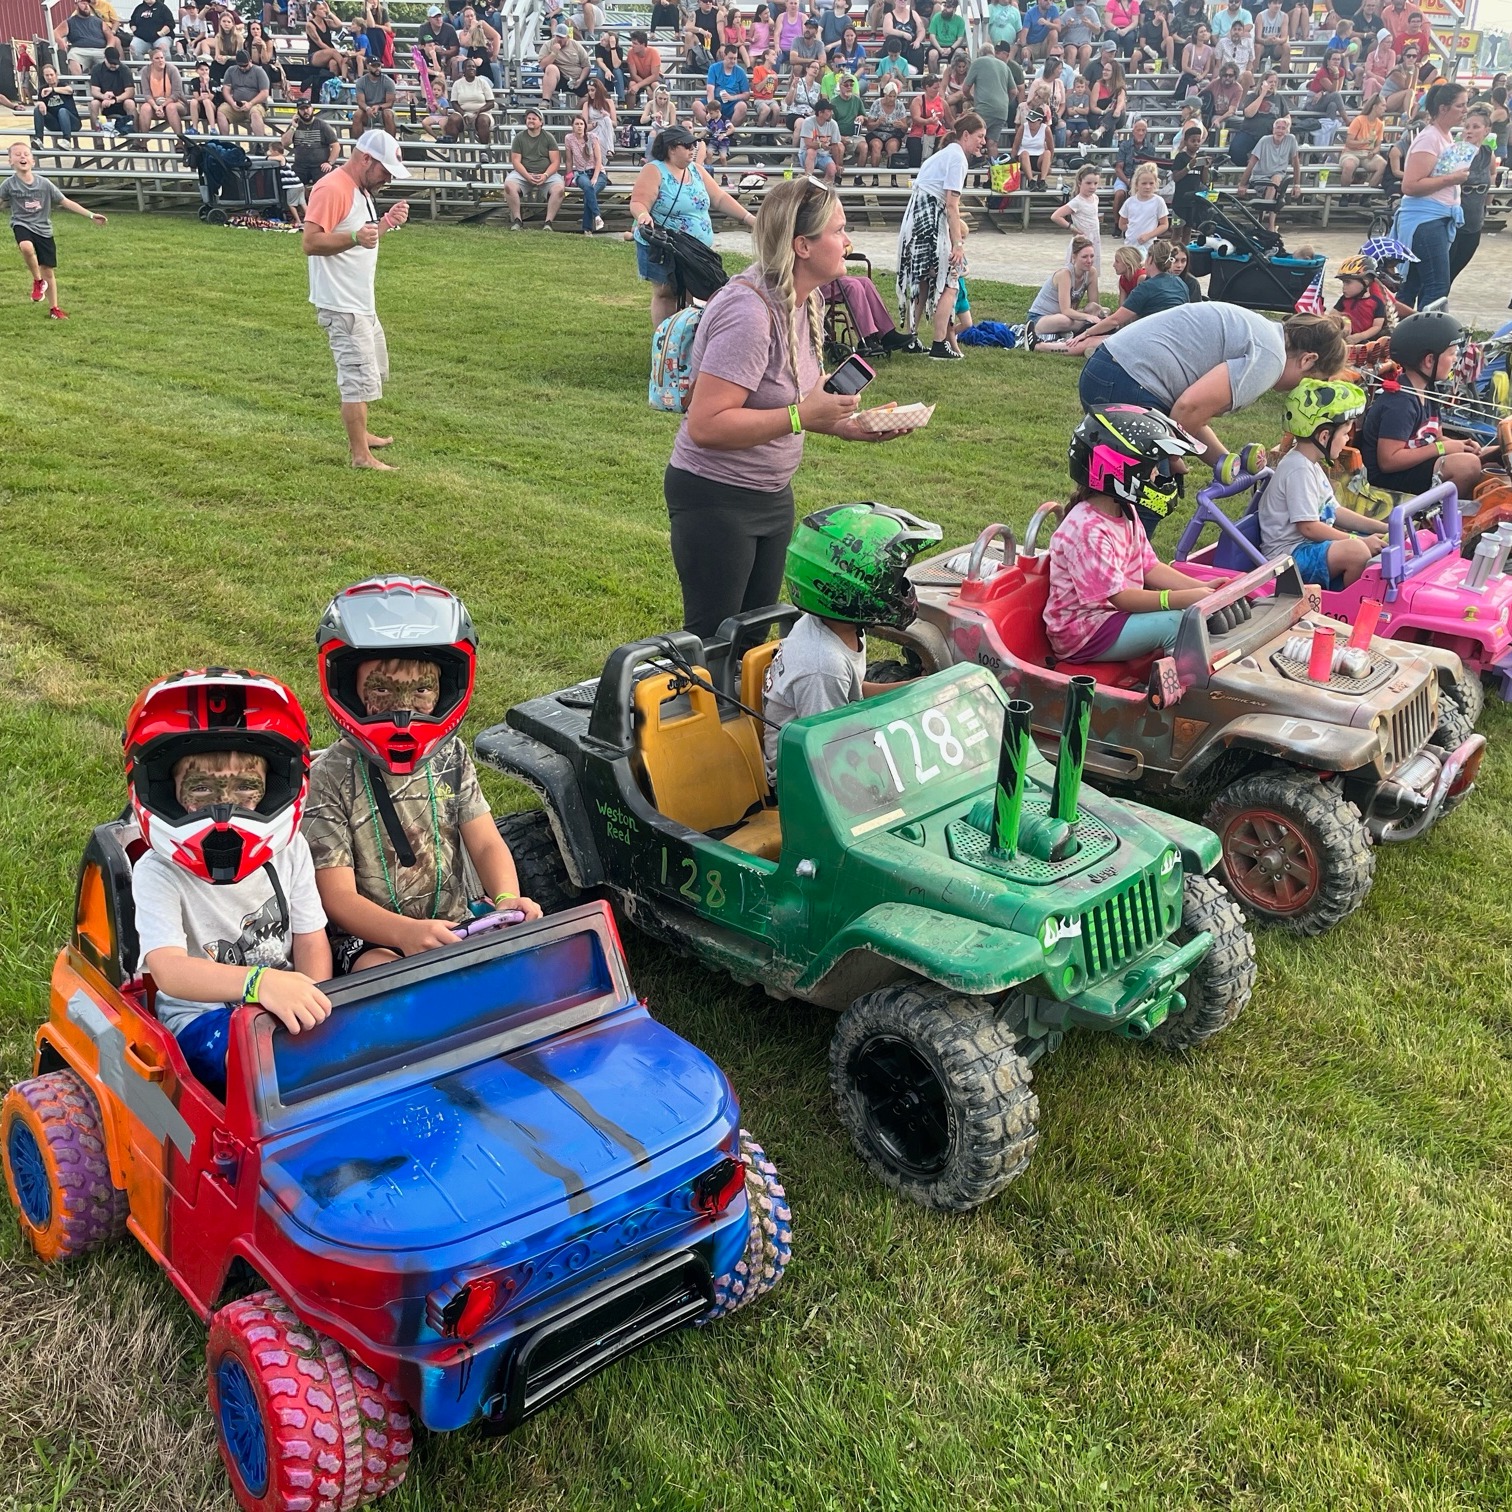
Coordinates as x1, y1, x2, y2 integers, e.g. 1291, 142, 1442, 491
2, 213, 1511, 1512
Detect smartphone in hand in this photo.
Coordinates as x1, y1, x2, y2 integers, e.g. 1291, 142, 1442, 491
824, 354, 877, 396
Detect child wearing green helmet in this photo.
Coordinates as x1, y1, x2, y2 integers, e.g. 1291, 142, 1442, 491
762, 501, 941, 784
1259, 376, 1386, 588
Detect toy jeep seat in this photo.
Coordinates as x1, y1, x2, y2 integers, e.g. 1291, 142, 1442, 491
631, 670, 782, 860
958, 558, 1155, 691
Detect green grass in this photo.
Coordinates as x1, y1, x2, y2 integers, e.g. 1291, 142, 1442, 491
2, 214, 1511, 1512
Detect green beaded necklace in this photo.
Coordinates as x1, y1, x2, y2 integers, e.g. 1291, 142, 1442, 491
359, 759, 444, 919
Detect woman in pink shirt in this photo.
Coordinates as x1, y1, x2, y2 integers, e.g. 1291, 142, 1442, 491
1045, 407, 1211, 662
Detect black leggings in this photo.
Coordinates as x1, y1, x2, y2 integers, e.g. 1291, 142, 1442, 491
1448, 228, 1481, 290
665, 463, 795, 640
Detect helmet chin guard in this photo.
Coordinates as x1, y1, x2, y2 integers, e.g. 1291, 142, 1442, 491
123, 669, 312, 886
316, 576, 478, 774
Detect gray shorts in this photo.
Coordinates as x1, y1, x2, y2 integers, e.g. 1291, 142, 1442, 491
317, 308, 388, 403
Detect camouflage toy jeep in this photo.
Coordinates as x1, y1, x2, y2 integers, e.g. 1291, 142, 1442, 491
474, 616, 1257, 1213
877, 516, 1486, 936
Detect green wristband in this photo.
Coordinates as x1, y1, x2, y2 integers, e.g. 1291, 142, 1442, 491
789, 403, 802, 435
242, 965, 267, 1006
1159, 590, 1170, 611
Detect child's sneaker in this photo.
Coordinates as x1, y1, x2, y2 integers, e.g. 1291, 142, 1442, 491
928, 340, 962, 361
47, 306, 68, 319
30, 278, 46, 302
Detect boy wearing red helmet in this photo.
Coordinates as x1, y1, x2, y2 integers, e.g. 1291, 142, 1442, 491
124, 669, 333, 1096
304, 577, 542, 974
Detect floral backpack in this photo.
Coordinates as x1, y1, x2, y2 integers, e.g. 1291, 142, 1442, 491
648, 303, 704, 413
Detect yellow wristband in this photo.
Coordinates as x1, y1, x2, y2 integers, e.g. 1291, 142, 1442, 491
494, 891, 518, 905
789, 403, 802, 435
1434, 440, 1446, 457
242, 966, 266, 1006
1159, 590, 1170, 610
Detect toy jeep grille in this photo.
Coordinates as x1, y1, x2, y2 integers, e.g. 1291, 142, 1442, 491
1390, 686, 1435, 761
1268, 645, 1395, 694
1080, 871, 1164, 979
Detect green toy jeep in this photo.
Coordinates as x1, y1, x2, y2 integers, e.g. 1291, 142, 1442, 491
475, 616, 1257, 1212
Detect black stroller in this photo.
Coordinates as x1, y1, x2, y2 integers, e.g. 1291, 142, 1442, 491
1186, 189, 1325, 312
181, 134, 286, 225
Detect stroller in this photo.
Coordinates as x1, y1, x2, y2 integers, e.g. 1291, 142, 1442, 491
181, 134, 286, 225
1185, 189, 1326, 313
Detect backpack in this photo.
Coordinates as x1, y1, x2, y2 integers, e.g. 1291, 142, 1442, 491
649, 303, 703, 413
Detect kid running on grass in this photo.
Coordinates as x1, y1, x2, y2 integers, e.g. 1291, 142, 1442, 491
1, 141, 106, 320
1258, 378, 1386, 588
1045, 406, 1213, 663
125, 670, 333, 1099
303, 577, 542, 973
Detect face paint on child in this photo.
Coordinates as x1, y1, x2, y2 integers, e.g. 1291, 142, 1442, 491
356, 658, 442, 715
173, 750, 269, 810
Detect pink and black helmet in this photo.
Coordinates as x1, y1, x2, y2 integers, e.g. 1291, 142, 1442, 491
1069, 405, 1203, 520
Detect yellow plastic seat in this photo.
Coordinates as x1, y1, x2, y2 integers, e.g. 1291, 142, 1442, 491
740, 638, 782, 715
721, 807, 783, 861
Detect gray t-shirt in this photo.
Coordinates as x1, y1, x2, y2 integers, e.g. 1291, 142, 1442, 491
356, 72, 396, 107
1102, 303, 1287, 413
0, 173, 65, 236
223, 62, 270, 104
1249, 131, 1298, 181
132, 837, 327, 1034
1257, 445, 1337, 560
761, 614, 867, 784
796, 115, 843, 161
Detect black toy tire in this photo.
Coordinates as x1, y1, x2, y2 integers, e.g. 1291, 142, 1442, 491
494, 810, 579, 916
830, 983, 1038, 1212
1204, 770, 1375, 936
1150, 875, 1257, 1051
1432, 691, 1477, 754
864, 648, 923, 685
1438, 669, 1484, 736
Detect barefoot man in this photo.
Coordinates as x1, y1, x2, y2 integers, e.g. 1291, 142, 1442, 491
302, 129, 410, 469
2, 141, 107, 320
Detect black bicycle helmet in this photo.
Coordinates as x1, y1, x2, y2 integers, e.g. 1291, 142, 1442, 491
1389, 311, 1465, 374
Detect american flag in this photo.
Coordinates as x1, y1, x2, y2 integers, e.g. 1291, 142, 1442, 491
1294, 268, 1326, 315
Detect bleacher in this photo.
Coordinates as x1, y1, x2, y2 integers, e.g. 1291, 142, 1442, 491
10, 8, 1509, 233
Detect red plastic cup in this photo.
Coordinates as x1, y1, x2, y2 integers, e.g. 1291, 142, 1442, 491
1308, 623, 1336, 681
1348, 598, 1382, 650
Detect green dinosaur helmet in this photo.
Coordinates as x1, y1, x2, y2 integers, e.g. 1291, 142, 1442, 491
1282, 377, 1367, 441
784, 503, 943, 628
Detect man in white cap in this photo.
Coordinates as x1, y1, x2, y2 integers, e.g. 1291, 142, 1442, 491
301, 130, 410, 470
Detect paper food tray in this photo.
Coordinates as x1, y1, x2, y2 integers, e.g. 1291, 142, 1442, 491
853, 402, 935, 434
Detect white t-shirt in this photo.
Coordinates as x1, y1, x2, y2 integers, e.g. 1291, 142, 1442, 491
133, 837, 327, 1033
1121, 192, 1168, 246
450, 75, 495, 113
305, 168, 379, 314
913, 140, 968, 199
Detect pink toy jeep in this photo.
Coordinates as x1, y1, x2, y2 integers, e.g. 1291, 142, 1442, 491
1174, 473, 1511, 711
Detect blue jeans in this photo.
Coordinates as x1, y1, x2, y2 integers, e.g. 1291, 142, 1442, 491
34, 104, 81, 138
575, 170, 609, 231
1103, 609, 1184, 658
1401, 215, 1453, 309
1077, 347, 1176, 539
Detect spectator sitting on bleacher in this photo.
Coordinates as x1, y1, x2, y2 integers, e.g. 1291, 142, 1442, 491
1012, 102, 1054, 190
861, 78, 909, 183
444, 55, 496, 141
31, 65, 83, 145
177, 0, 210, 59
908, 73, 954, 165
415, 5, 460, 76
1200, 60, 1243, 130
830, 23, 871, 75
506, 106, 565, 229
1381, 44, 1424, 114
1088, 57, 1127, 143
1215, 18, 1255, 87
749, 47, 782, 124
927, 0, 968, 72
776, 0, 806, 62
455, 6, 502, 84
1340, 93, 1387, 185
1176, 22, 1216, 99
1131, 0, 1176, 74
830, 72, 867, 162
1104, 0, 1140, 57
1167, 122, 1208, 227
990, 0, 1025, 53
57, 0, 116, 76
1255, 0, 1292, 74
90, 46, 135, 133
1034, 55, 1068, 142
641, 84, 680, 153
127, 0, 175, 59
822, 0, 857, 52
307, 0, 351, 77
246, 20, 290, 99
697, 44, 751, 126
209, 10, 244, 85
353, 57, 397, 136
1170, 0, 1207, 45
1239, 112, 1299, 230
541, 22, 593, 99
1057, 0, 1101, 68
626, 31, 662, 102
797, 96, 844, 181
786, 58, 824, 140
283, 95, 341, 180
577, 0, 603, 41
1110, 117, 1159, 217
186, 55, 217, 128
884, 2, 927, 69
1212, 0, 1252, 40
562, 116, 608, 231
875, 36, 916, 86
220, 48, 271, 134
595, 30, 627, 100
363, 1, 396, 67
1020, 0, 1062, 63
136, 44, 184, 134
793, 17, 827, 69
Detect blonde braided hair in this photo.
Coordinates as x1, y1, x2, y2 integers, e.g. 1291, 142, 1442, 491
749, 176, 836, 399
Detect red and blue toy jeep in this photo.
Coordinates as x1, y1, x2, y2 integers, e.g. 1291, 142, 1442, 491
1174, 471, 1512, 709
2, 817, 790, 1512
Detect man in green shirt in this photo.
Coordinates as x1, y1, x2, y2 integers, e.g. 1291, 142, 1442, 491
830, 70, 866, 168
505, 106, 564, 230
964, 39, 1023, 149
926, 0, 967, 71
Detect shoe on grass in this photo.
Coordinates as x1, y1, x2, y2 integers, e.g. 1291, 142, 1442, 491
31, 278, 47, 303
928, 340, 961, 360
542, 219, 555, 231
509, 216, 523, 230
47, 306, 68, 319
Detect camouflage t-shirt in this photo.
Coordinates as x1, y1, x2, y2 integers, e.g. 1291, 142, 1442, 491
302, 735, 491, 922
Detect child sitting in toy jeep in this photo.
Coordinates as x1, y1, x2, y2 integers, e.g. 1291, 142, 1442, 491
303, 577, 542, 974
761, 502, 940, 785
1044, 406, 1215, 663
1258, 377, 1388, 588
126, 670, 333, 1098
1360, 312, 1495, 502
